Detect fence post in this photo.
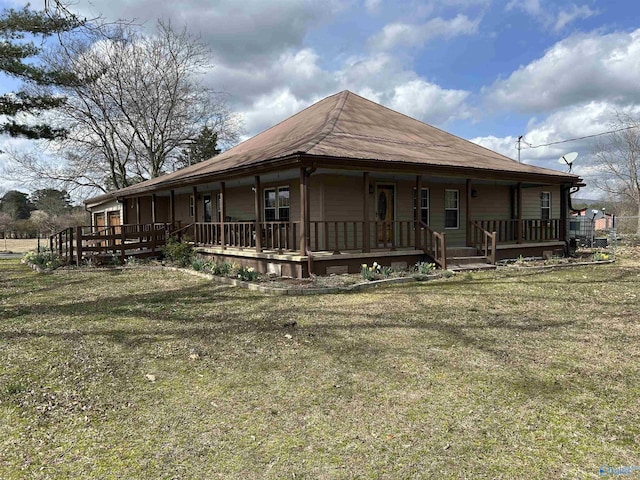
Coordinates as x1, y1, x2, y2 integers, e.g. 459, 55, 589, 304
76, 226, 83, 267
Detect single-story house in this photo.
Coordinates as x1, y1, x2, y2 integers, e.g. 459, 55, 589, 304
85, 90, 584, 277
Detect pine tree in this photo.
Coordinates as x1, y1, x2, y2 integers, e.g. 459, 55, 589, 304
0, 6, 82, 139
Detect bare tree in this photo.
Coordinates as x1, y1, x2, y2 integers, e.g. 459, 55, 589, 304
592, 112, 640, 235
8, 20, 242, 195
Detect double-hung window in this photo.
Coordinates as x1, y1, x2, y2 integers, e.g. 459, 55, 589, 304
541, 192, 551, 220
264, 186, 290, 222
412, 188, 430, 225
444, 189, 459, 229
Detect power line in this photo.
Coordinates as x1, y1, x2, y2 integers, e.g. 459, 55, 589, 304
523, 125, 639, 150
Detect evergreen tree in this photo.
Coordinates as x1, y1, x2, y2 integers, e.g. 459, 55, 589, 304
30, 188, 72, 215
0, 190, 33, 219
0, 6, 82, 139
175, 126, 222, 169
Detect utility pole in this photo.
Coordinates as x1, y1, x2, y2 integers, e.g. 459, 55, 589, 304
517, 135, 523, 163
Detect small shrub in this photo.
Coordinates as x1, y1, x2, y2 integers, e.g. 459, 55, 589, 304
191, 257, 206, 271
214, 262, 232, 276
23, 249, 62, 270
162, 237, 194, 267
124, 256, 139, 267
415, 261, 436, 275
237, 266, 259, 282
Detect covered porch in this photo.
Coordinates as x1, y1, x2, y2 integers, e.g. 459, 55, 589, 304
115, 167, 570, 276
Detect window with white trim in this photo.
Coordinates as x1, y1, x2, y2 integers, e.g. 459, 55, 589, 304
444, 189, 459, 229
541, 192, 551, 220
264, 186, 290, 221
412, 188, 429, 225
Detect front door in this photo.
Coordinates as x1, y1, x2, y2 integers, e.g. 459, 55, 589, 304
376, 184, 395, 246
108, 211, 121, 245
203, 194, 212, 223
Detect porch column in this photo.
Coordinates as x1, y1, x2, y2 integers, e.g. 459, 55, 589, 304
560, 185, 568, 241
466, 179, 472, 246
254, 176, 262, 252
299, 168, 308, 255
151, 194, 157, 224
219, 182, 226, 249
516, 182, 523, 243
136, 197, 141, 225
122, 199, 128, 224
169, 190, 175, 225
192, 186, 198, 222
414, 175, 422, 249
363, 172, 370, 253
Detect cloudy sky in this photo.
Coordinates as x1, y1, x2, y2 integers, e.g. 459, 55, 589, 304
1, 0, 639, 198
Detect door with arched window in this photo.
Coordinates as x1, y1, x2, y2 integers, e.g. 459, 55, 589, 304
376, 184, 395, 246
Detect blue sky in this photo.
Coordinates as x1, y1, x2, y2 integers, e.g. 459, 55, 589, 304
2, 0, 640, 198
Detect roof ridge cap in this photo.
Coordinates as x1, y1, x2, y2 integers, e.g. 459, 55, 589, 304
297, 90, 350, 152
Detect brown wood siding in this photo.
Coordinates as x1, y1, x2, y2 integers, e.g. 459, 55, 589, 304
522, 186, 561, 219
469, 184, 511, 221
138, 196, 153, 224
174, 193, 192, 225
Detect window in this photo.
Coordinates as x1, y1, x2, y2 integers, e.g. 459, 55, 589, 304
412, 188, 429, 225
189, 195, 194, 218
264, 186, 290, 221
541, 192, 551, 220
444, 189, 459, 229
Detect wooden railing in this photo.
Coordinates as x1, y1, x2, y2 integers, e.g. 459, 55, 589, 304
49, 223, 175, 265
420, 220, 446, 269
50, 227, 75, 260
472, 218, 561, 243
309, 220, 416, 253
191, 221, 298, 252
469, 222, 496, 265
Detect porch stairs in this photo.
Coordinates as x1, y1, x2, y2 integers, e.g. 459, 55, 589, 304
445, 247, 496, 272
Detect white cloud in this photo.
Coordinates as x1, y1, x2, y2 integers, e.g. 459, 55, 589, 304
484, 29, 640, 114
554, 4, 598, 32
364, 0, 382, 14
368, 15, 480, 51
506, 1, 597, 31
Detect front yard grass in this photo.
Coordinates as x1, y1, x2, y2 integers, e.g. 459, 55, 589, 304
1, 254, 639, 479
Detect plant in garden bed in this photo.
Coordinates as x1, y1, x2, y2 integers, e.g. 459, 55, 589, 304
162, 237, 194, 267
191, 257, 207, 272
360, 261, 393, 281
236, 265, 259, 282
592, 251, 611, 261
415, 261, 436, 275
23, 249, 63, 270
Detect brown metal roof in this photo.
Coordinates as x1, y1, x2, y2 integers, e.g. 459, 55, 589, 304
86, 90, 580, 204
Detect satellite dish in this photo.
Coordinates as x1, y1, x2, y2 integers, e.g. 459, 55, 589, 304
590, 209, 605, 221
558, 152, 578, 172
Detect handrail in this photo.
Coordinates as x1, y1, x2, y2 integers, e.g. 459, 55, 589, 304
470, 221, 496, 265
170, 222, 194, 241
419, 220, 446, 269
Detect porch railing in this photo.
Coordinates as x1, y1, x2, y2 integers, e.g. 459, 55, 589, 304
420, 220, 446, 269
190, 221, 297, 252
469, 222, 496, 264
472, 218, 561, 244
48, 223, 175, 265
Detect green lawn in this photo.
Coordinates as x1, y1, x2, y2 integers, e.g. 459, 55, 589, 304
1, 257, 639, 479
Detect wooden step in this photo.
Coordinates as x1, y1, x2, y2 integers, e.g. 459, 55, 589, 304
446, 247, 479, 257
447, 255, 490, 266
448, 262, 497, 272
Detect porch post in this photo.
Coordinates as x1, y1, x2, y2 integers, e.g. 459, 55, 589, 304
169, 190, 175, 225
122, 199, 128, 224
192, 186, 198, 222
363, 172, 370, 253
151, 194, 157, 224
136, 197, 141, 225
299, 167, 308, 255
466, 179, 472, 246
414, 175, 422, 249
560, 185, 567, 241
220, 182, 226, 249
517, 182, 523, 243
254, 175, 262, 252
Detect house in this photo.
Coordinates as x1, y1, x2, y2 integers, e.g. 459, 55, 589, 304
570, 208, 614, 231
85, 90, 583, 277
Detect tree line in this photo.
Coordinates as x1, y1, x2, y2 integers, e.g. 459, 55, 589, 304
0, 189, 86, 238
